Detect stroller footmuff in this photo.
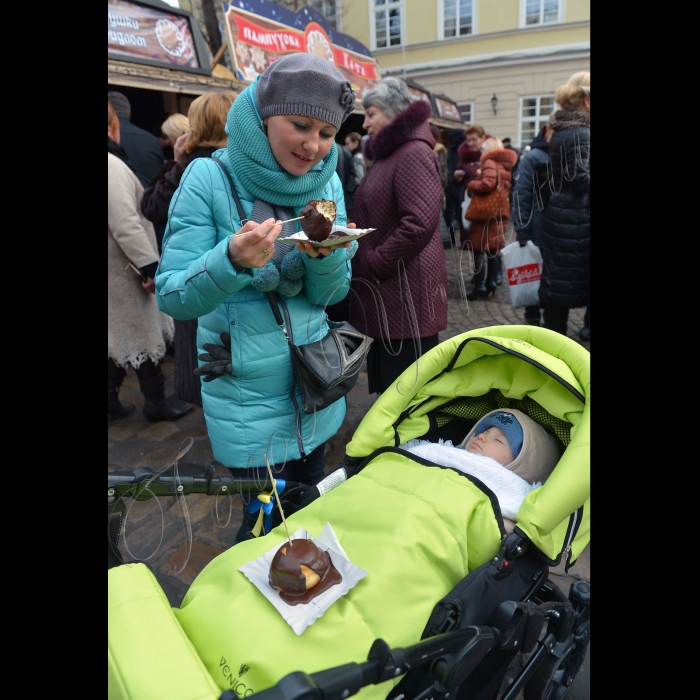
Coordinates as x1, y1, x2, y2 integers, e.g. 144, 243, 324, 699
107, 325, 589, 700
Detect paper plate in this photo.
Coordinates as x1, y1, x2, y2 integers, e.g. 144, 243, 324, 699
238, 523, 367, 635
276, 225, 375, 247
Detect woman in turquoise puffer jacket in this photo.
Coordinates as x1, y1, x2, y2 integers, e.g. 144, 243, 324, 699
155, 54, 358, 543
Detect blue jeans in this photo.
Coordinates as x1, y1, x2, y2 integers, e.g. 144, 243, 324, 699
229, 442, 327, 544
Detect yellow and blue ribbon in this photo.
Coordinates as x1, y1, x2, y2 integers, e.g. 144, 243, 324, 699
245, 479, 286, 537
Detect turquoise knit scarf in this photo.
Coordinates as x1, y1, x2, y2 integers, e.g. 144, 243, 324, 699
226, 77, 338, 210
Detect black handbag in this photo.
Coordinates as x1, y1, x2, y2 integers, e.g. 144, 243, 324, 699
209, 155, 372, 414
267, 292, 372, 414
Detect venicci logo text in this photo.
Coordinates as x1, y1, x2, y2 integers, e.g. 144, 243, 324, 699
220, 657, 255, 696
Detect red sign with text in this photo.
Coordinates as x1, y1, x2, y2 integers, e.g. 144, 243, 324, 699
224, 3, 380, 101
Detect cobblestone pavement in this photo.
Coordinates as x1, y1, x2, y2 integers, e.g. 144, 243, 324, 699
108, 230, 590, 697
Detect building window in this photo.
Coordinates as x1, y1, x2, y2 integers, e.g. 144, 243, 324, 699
373, 0, 402, 48
519, 94, 555, 146
457, 101, 473, 124
308, 0, 342, 32
442, 0, 474, 38
522, 0, 562, 27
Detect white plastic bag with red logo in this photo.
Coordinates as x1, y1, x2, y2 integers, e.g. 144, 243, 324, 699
500, 240, 543, 308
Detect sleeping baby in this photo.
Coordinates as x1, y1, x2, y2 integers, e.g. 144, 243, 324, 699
401, 409, 563, 532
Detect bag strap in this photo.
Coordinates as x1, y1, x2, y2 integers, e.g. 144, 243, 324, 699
266, 292, 295, 345
211, 156, 247, 222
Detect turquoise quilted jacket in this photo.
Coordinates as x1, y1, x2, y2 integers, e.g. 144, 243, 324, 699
155, 148, 351, 468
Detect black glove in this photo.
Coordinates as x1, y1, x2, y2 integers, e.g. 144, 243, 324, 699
194, 332, 232, 382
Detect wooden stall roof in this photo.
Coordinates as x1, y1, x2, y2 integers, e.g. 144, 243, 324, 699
108, 59, 463, 129
108, 59, 247, 96
429, 115, 467, 130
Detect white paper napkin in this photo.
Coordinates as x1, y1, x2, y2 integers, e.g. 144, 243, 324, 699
238, 524, 367, 635
276, 225, 375, 247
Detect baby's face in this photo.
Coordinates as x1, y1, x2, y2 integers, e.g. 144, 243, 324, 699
464, 427, 515, 466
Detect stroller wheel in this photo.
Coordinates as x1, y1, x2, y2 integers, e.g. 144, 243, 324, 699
523, 637, 587, 700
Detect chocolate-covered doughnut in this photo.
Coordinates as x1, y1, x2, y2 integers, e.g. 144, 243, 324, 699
300, 199, 336, 241
268, 538, 342, 605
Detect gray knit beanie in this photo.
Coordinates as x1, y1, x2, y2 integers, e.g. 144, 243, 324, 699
257, 53, 356, 130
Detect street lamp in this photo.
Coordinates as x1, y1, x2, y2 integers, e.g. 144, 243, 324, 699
491, 94, 498, 115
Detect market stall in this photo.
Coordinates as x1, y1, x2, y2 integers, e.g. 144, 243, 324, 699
107, 0, 464, 140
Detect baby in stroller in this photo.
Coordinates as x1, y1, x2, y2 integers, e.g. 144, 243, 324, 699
401, 408, 563, 532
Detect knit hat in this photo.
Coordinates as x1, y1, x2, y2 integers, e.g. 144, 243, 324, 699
257, 54, 356, 130
472, 411, 524, 458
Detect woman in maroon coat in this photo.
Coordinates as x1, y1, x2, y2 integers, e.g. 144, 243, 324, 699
349, 77, 448, 395
464, 138, 518, 299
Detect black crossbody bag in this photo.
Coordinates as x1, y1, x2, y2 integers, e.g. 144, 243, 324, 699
211, 157, 372, 414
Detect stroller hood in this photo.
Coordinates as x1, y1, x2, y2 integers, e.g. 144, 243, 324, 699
346, 325, 590, 565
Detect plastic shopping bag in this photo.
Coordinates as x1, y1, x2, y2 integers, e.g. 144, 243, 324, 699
500, 241, 543, 308
461, 193, 471, 225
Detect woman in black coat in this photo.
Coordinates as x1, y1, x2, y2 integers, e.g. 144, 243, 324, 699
141, 91, 236, 407
539, 77, 590, 339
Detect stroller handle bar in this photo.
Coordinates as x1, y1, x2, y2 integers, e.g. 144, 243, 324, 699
108, 467, 281, 502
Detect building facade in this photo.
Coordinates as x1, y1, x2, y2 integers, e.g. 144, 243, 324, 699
339, 0, 590, 148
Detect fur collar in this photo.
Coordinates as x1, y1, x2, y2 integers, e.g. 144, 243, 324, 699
363, 101, 432, 162
550, 109, 590, 131
479, 148, 519, 170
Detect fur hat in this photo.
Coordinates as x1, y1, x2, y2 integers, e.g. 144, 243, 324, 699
460, 409, 563, 485
257, 54, 356, 130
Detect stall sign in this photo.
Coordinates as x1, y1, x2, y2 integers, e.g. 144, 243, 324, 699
108, 0, 202, 71
407, 85, 433, 107
223, 0, 381, 101
432, 94, 463, 122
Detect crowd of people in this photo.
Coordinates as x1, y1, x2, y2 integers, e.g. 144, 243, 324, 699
108, 63, 589, 539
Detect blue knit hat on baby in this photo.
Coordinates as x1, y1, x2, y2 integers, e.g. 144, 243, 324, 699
473, 411, 524, 458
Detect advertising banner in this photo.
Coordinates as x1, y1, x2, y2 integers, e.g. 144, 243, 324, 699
223, 1, 381, 101
108, 0, 200, 70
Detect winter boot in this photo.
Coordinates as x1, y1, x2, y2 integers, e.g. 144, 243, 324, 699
495, 256, 504, 285
138, 371, 195, 422
466, 254, 488, 300
108, 366, 135, 419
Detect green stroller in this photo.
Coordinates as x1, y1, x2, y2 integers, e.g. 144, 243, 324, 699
108, 325, 589, 700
